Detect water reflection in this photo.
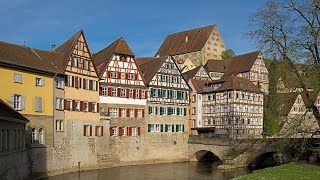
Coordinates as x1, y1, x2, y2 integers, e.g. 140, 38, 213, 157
44, 162, 252, 180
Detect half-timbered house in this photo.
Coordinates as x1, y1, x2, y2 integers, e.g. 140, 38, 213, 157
201, 76, 264, 138
93, 37, 147, 138
136, 55, 190, 135
223, 51, 269, 94
204, 59, 230, 80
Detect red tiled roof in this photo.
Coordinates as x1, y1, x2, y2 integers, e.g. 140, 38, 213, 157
190, 79, 212, 93
211, 76, 263, 93
204, 59, 230, 73
136, 56, 168, 84
156, 25, 216, 56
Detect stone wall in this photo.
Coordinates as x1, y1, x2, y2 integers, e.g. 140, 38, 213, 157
0, 150, 30, 180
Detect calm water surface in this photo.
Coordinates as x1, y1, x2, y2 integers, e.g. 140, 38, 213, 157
44, 162, 252, 180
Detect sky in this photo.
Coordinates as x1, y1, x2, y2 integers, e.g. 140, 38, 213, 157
0, 0, 268, 57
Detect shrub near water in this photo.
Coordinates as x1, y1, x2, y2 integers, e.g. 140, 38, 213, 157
234, 163, 320, 180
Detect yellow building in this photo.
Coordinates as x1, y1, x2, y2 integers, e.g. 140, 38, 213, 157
0, 41, 57, 146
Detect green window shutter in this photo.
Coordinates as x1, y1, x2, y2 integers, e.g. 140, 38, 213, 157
177, 91, 181, 99
155, 107, 158, 114
160, 124, 163, 132
182, 125, 185, 132
176, 124, 178, 132
159, 88, 162, 98
148, 106, 151, 114
148, 124, 151, 132
167, 90, 170, 98
165, 124, 168, 132
160, 107, 163, 115
150, 88, 154, 97
177, 108, 180, 116
172, 124, 175, 132
170, 90, 173, 98
184, 108, 187, 116
168, 107, 172, 115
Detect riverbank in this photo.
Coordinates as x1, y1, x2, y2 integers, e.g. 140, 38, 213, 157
234, 163, 320, 180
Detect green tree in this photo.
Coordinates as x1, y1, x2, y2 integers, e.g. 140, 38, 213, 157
221, 49, 235, 60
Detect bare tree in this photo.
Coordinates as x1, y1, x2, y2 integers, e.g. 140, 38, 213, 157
249, 0, 320, 128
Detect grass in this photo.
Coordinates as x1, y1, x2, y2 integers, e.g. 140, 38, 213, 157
234, 163, 320, 180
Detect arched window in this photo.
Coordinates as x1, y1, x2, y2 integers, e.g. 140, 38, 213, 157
31, 128, 36, 144
39, 128, 44, 144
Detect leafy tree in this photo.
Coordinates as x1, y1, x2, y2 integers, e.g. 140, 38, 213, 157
221, 49, 235, 60
248, 0, 320, 130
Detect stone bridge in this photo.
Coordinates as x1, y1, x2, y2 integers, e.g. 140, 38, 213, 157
188, 137, 286, 169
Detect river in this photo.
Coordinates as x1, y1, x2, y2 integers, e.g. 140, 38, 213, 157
43, 162, 253, 180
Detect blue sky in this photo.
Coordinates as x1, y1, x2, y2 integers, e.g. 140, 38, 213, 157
0, 0, 268, 57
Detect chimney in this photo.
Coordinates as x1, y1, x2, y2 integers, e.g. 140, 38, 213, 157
185, 36, 188, 43
51, 44, 56, 51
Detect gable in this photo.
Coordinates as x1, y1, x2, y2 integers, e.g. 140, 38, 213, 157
65, 33, 98, 77
195, 66, 211, 80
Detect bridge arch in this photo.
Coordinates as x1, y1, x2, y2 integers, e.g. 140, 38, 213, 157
194, 150, 222, 163
189, 144, 224, 162
247, 151, 278, 168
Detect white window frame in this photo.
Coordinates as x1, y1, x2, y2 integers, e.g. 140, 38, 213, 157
130, 109, 134, 117
137, 109, 142, 117
13, 94, 22, 110
172, 108, 176, 115
155, 124, 161, 132
122, 127, 126, 136
128, 73, 134, 80
167, 124, 172, 132
121, 108, 126, 117
172, 90, 177, 99
14, 73, 22, 83
84, 102, 88, 112
72, 57, 78, 68
163, 89, 167, 98
83, 60, 89, 70
110, 72, 118, 79
55, 77, 64, 89
36, 77, 45, 86
131, 127, 137, 136
112, 88, 117, 97
121, 88, 126, 97
110, 108, 118, 117
55, 97, 64, 110
102, 87, 107, 96
92, 102, 97, 113
129, 89, 133, 98
112, 127, 118, 136
75, 100, 80, 111
136, 90, 139, 98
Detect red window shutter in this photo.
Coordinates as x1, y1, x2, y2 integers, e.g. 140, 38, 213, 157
134, 109, 137, 118
95, 126, 98, 136
99, 87, 102, 95
118, 72, 121, 79
125, 73, 128, 80
97, 103, 100, 113
126, 89, 129, 98
107, 71, 110, 78
110, 127, 112, 136
117, 88, 121, 97
142, 109, 145, 117
138, 127, 141, 136
135, 74, 138, 80
80, 101, 84, 111
133, 89, 136, 99
119, 127, 122, 136
72, 76, 75, 87
118, 108, 121, 117
101, 126, 104, 136
129, 127, 132, 136
75, 76, 78, 88
79, 78, 82, 88
108, 87, 112, 96
64, 99, 67, 110
145, 91, 148, 99
107, 107, 110, 116
90, 125, 92, 136
126, 109, 130, 117
83, 126, 86, 136
72, 100, 75, 111
96, 82, 98, 91
88, 102, 92, 112
126, 127, 129, 136
139, 90, 142, 99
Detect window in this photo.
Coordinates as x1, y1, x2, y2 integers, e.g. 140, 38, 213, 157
137, 109, 142, 117
166, 124, 172, 132
31, 128, 36, 144
176, 124, 184, 132
130, 109, 134, 117
160, 107, 167, 115
163, 89, 167, 98
172, 90, 177, 99
83, 60, 89, 70
102, 87, 107, 96
66, 100, 72, 111
110, 108, 118, 117
136, 90, 139, 98
84, 125, 91, 136
192, 107, 196, 114
38, 128, 44, 144
112, 127, 118, 136
110, 72, 117, 79
84, 79, 89, 90
128, 73, 134, 80
96, 126, 103, 136
153, 88, 158, 97
149, 106, 156, 115
122, 127, 126, 136
67, 76, 73, 86
155, 124, 161, 132
35, 96, 43, 112
56, 120, 64, 132
84, 102, 88, 112
75, 100, 80, 111
12, 94, 24, 110
112, 88, 117, 97
121, 88, 126, 97
92, 102, 97, 112
120, 108, 125, 117
172, 108, 176, 115
36, 78, 45, 86
92, 81, 97, 91
14, 73, 22, 83
55, 77, 64, 89
192, 95, 196, 102
55, 98, 64, 110
72, 57, 78, 68
141, 90, 146, 99
131, 127, 137, 136
129, 89, 133, 98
